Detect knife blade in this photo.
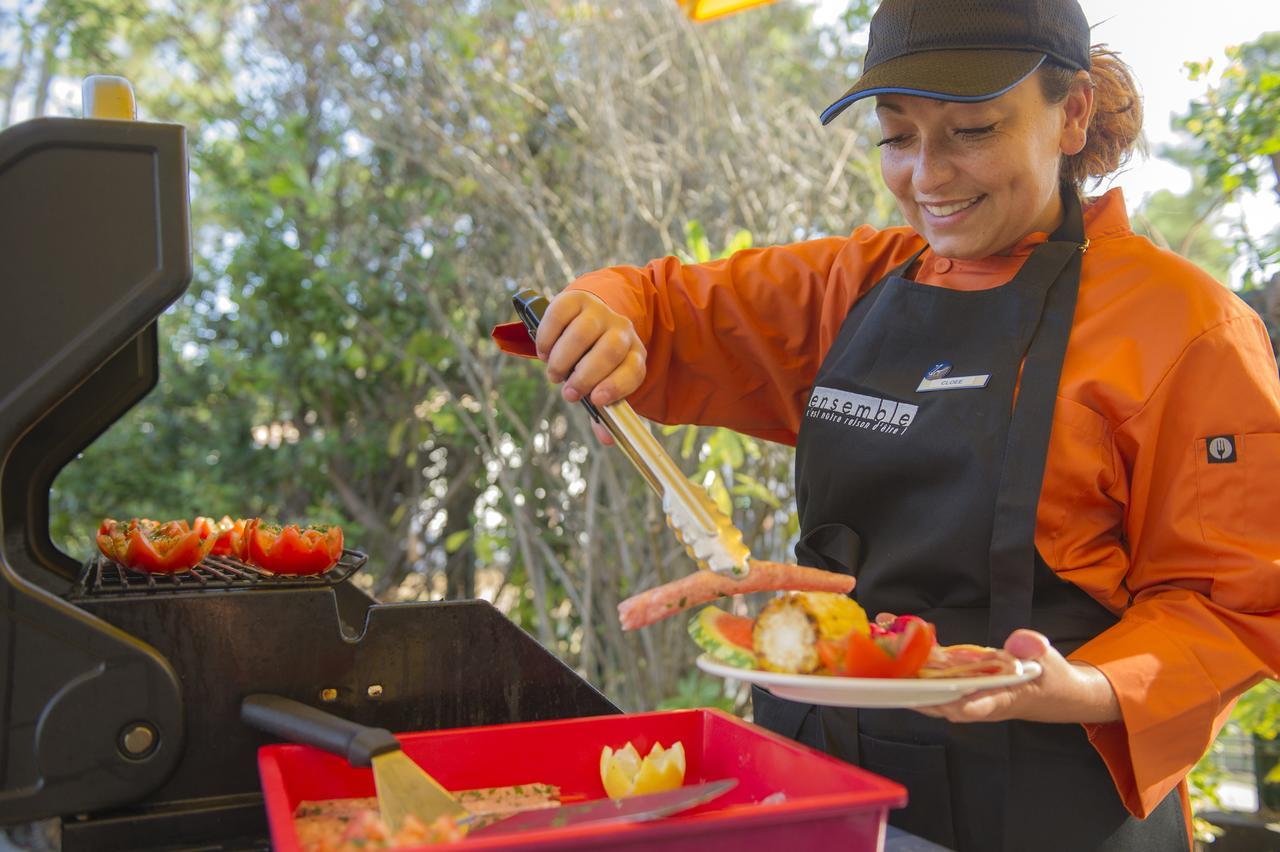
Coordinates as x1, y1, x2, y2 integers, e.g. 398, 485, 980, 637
468, 778, 737, 837
512, 288, 751, 577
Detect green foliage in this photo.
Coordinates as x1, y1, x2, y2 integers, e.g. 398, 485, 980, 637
1132, 185, 1235, 284
656, 671, 736, 713
1180, 36, 1280, 201
1235, 681, 1280, 743
1173, 33, 1280, 288
1191, 681, 1280, 839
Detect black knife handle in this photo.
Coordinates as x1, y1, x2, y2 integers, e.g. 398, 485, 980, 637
512, 288, 604, 423
241, 693, 399, 768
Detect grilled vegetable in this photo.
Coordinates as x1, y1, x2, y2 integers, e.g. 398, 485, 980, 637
97, 518, 217, 574
796, 591, 870, 641
244, 521, 344, 575
752, 592, 869, 673
817, 617, 934, 678
196, 515, 250, 558
688, 605, 757, 669
753, 595, 820, 673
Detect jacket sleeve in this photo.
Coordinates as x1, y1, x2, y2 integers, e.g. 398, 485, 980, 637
566, 229, 918, 444
1071, 313, 1280, 817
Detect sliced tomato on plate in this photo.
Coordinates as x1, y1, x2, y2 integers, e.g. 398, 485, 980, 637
819, 617, 936, 678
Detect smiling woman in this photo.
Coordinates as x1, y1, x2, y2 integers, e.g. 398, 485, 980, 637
872, 77, 1092, 259
502, 1, 1280, 850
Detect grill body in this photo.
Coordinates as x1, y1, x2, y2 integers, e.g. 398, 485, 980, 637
0, 116, 617, 850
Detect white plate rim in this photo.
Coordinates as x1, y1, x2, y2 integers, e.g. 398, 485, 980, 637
696, 654, 1043, 708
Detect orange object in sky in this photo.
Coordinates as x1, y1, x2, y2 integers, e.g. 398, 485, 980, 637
681, 0, 778, 21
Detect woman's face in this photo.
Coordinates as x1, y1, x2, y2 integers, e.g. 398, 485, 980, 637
875, 73, 1091, 259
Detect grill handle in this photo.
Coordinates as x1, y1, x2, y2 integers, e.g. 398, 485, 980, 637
241, 693, 400, 768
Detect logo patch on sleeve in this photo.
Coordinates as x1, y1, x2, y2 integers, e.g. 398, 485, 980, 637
1207, 435, 1237, 464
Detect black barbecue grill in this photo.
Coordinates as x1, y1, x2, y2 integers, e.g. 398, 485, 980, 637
0, 110, 618, 849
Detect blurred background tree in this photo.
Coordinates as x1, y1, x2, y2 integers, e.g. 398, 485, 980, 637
1, 0, 886, 713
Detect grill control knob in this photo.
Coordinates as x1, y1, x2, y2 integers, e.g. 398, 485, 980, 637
119, 722, 157, 758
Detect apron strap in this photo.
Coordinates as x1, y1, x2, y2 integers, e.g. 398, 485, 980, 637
986, 188, 1088, 645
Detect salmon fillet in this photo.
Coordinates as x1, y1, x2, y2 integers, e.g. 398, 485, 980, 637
617, 560, 855, 630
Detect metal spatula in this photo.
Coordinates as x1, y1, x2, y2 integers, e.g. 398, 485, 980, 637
241, 693, 467, 830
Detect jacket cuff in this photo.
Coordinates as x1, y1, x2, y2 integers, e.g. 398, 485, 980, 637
1070, 615, 1223, 818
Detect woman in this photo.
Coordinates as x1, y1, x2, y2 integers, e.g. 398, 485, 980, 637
505, 1, 1280, 849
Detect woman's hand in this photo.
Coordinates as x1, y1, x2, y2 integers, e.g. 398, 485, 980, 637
914, 629, 1122, 725
537, 291, 647, 444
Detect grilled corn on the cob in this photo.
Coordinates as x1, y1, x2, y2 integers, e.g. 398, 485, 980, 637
797, 591, 869, 641
752, 592, 868, 673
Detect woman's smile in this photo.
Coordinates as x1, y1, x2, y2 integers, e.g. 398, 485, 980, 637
918, 194, 986, 222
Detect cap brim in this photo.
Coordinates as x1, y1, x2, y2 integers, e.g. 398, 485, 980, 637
820, 50, 1046, 125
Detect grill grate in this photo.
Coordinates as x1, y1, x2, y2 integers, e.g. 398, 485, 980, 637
69, 549, 368, 599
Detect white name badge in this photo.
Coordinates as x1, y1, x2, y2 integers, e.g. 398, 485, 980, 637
916, 374, 991, 392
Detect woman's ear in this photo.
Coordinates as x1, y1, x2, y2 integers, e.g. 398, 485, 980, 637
1060, 70, 1095, 156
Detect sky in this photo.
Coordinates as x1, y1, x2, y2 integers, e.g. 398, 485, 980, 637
813, 0, 1280, 242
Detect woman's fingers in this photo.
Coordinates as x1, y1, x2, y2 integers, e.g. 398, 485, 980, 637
535, 290, 589, 362
563, 329, 636, 402
916, 688, 1013, 722
587, 348, 647, 405
590, 420, 615, 445
539, 291, 646, 411
1004, 628, 1050, 660
544, 305, 602, 384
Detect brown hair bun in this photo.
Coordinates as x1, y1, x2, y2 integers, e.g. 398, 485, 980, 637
1040, 45, 1146, 189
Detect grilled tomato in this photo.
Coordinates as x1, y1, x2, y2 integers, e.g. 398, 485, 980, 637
97, 518, 217, 574
244, 520, 343, 575
195, 515, 250, 558
816, 614, 935, 679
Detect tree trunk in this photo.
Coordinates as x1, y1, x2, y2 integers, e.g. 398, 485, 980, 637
442, 448, 479, 600
31, 27, 56, 117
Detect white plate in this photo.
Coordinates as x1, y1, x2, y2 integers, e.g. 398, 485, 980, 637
696, 654, 1043, 709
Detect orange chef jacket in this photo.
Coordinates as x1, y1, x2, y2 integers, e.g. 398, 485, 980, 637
563, 188, 1280, 821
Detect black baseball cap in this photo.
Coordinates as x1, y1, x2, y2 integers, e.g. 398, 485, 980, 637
820, 0, 1092, 125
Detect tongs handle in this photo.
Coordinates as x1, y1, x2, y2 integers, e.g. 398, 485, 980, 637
512, 288, 749, 576
513, 288, 665, 496
513, 288, 607, 424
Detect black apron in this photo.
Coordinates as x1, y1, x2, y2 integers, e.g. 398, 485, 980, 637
755, 190, 1188, 852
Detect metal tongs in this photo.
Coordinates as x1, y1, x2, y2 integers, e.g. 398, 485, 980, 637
513, 289, 751, 578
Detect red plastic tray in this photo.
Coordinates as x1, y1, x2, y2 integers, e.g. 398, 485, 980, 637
257, 708, 906, 851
